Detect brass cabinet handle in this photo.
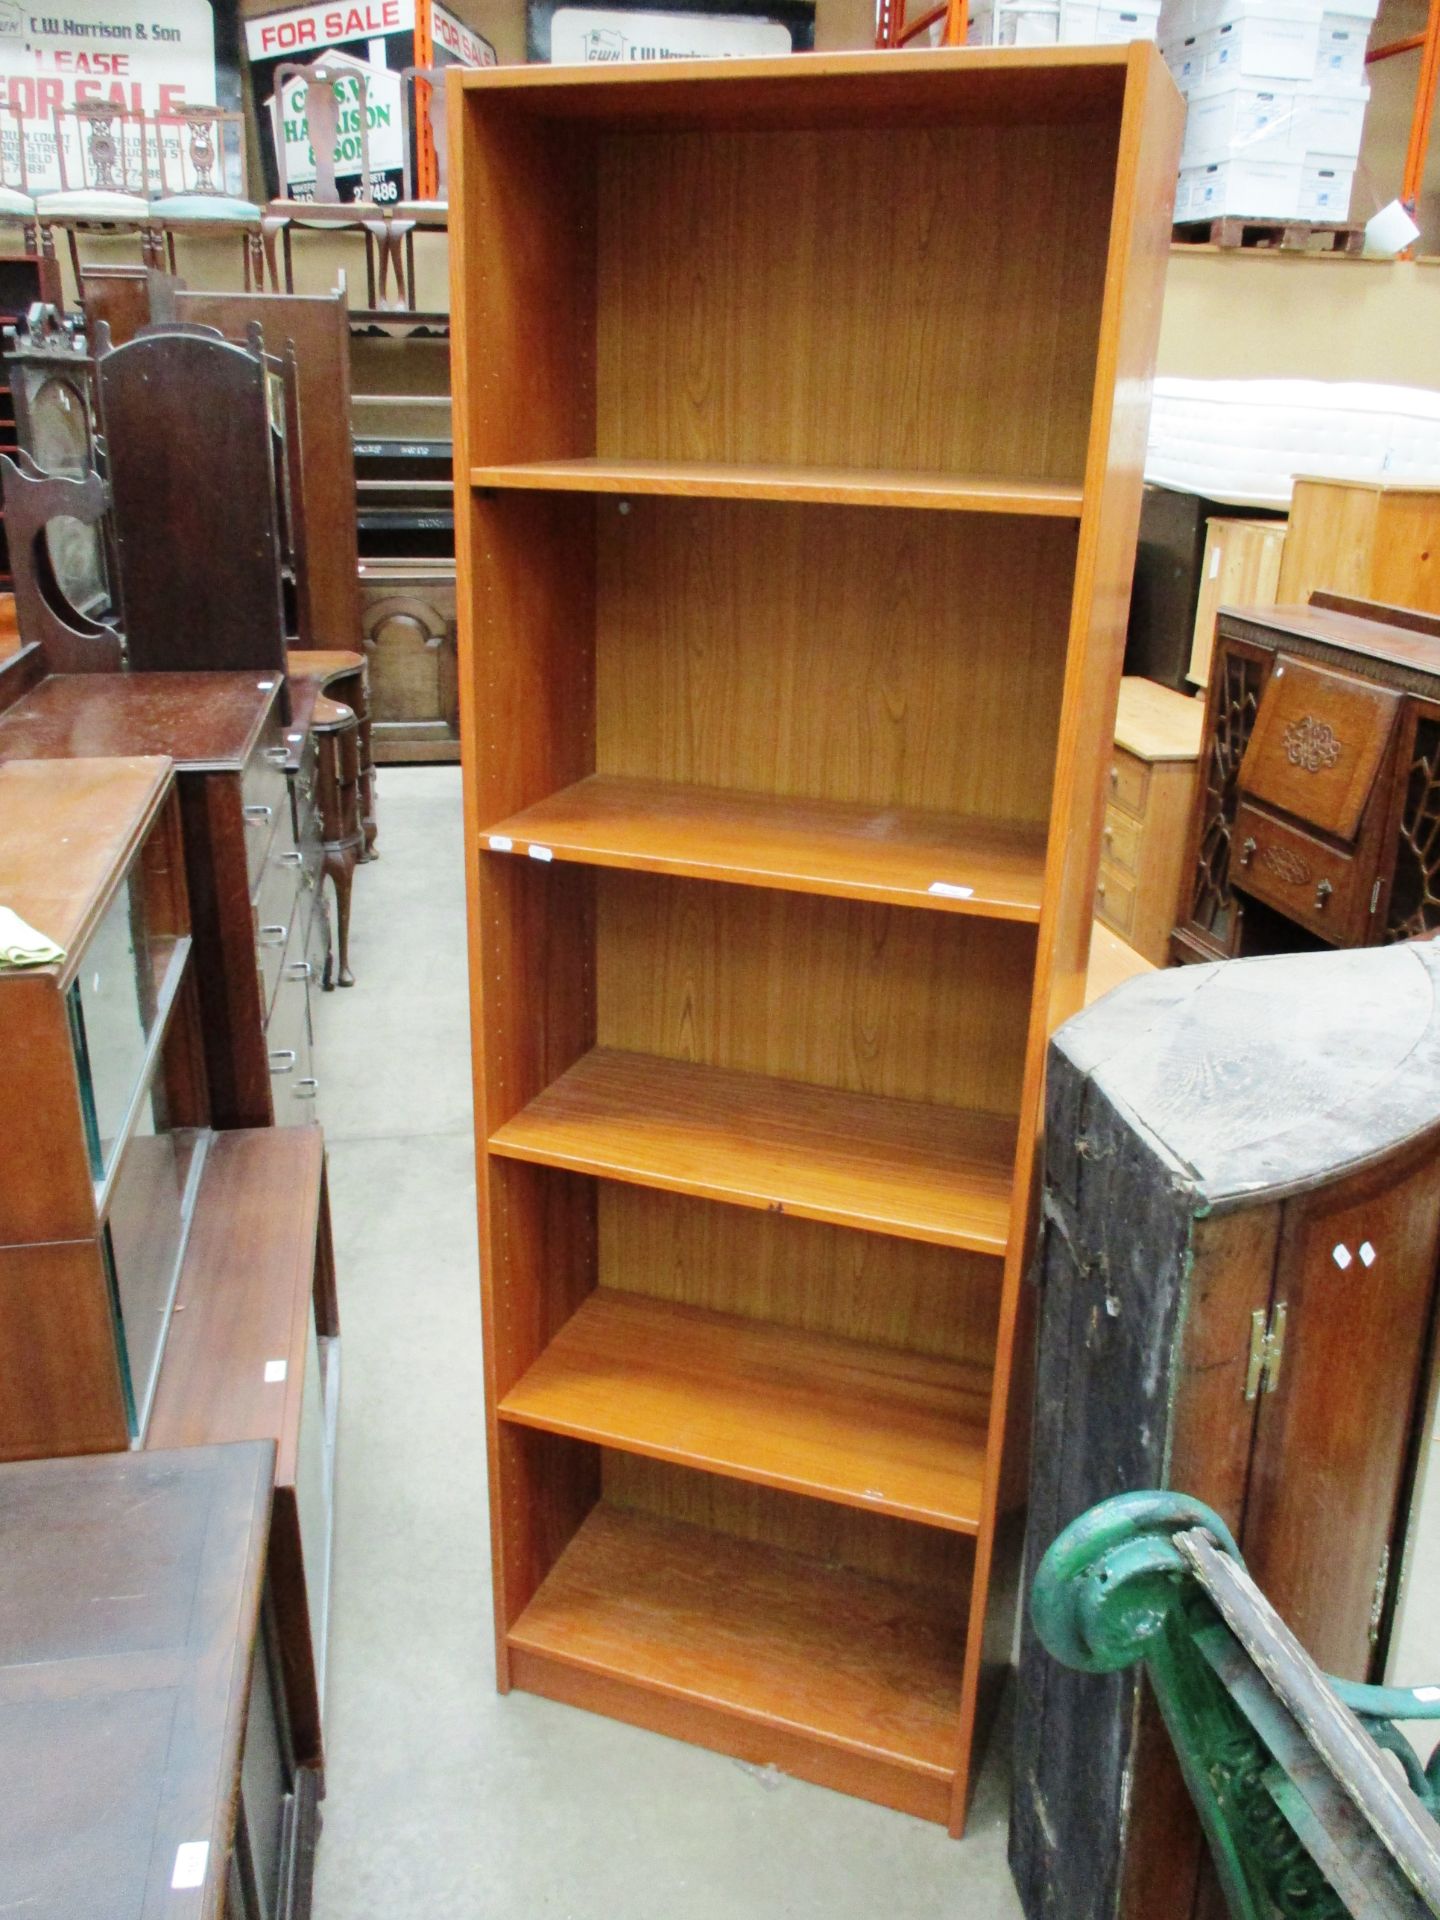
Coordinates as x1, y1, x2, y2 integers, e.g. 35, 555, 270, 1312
1315, 879, 1334, 911
1240, 835, 1257, 867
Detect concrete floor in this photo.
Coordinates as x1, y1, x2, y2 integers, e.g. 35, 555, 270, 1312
310, 766, 1025, 1919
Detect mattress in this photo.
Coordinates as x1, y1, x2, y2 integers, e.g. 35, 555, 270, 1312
1144, 375, 1440, 505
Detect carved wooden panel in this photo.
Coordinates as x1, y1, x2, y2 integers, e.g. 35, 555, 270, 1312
358, 565, 457, 763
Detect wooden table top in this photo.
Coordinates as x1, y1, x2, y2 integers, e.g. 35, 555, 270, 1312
0, 671, 279, 772
0, 754, 172, 967
0, 1443, 274, 1919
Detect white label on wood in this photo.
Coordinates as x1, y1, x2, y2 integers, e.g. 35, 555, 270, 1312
172, 1842, 210, 1890
488, 835, 513, 852
528, 846, 554, 862
1359, 1240, 1377, 1267
928, 881, 975, 899
1332, 1243, 1352, 1270
264, 1359, 288, 1383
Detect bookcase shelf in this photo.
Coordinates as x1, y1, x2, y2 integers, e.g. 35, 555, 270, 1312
490, 1048, 1018, 1251
451, 45, 1182, 1834
500, 1290, 992, 1530
482, 776, 1049, 920
508, 1501, 968, 1822
470, 457, 1086, 516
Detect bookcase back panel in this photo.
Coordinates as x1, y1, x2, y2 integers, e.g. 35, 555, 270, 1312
604, 1451, 977, 1596
596, 500, 1076, 823
596, 870, 1034, 1116
598, 1182, 1002, 1366
596, 122, 1117, 480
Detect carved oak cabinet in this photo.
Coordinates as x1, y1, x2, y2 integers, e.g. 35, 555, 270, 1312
1173, 599, 1440, 962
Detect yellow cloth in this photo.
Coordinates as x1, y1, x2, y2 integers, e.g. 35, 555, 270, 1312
0, 906, 64, 967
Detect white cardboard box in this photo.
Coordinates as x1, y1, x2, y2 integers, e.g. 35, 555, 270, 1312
1314, 13, 1371, 86
1063, 0, 1162, 38
1201, 12, 1323, 80
1182, 78, 1306, 162
968, 2, 1060, 41
1299, 152, 1355, 217
1304, 81, 1370, 155
1179, 155, 1304, 218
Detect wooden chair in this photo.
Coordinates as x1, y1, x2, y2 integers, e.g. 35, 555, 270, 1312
35, 102, 156, 283
1032, 1491, 1440, 1919
148, 105, 265, 290
263, 56, 390, 306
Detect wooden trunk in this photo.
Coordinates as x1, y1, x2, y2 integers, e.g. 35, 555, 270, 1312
1011, 939, 1440, 1918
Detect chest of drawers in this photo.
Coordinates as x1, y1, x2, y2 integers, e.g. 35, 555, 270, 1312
1095, 677, 1205, 964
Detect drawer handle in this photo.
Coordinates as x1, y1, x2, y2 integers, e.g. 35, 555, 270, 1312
244, 803, 273, 822
278, 849, 304, 868
264, 745, 289, 765
259, 923, 288, 947
1096, 881, 1107, 899
1239, 835, 1256, 867
269, 1048, 297, 1074
1315, 879, 1334, 912
287, 960, 314, 981
295, 1077, 319, 1100
1102, 827, 1113, 846
1108, 765, 1119, 788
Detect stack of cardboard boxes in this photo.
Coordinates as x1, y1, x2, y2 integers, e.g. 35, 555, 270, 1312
967, 0, 1162, 46
1163, 0, 1376, 223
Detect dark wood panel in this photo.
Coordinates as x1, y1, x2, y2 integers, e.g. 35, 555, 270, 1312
0, 1442, 273, 1919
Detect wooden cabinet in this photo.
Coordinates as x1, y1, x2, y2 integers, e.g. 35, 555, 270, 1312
1278, 476, 1440, 616
149, 1127, 340, 1773
1174, 600, 1440, 963
1186, 515, 1287, 688
358, 559, 459, 761
0, 671, 328, 1126
451, 48, 1181, 1832
1013, 938, 1440, 1920
0, 756, 205, 1459
1095, 678, 1204, 964
0, 1442, 318, 1920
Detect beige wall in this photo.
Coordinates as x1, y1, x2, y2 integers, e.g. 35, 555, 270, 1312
1158, 253, 1440, 383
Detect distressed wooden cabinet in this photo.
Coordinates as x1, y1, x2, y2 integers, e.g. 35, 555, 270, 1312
1012, 939, 1440, 1920
1174, 599, 1440, 963
451, 48, 1181, 1831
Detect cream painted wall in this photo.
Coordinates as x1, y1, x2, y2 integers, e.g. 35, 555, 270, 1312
1158, 253, 1440, 385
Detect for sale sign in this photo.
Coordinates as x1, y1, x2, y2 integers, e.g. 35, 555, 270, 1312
0, 0, 232, 193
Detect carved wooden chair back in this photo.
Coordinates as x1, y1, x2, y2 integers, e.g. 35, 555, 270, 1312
152, 104, 248, 201
50, 101, 150, 199
273, 58, 372, 205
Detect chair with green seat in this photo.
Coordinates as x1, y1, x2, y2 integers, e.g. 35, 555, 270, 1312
147, 105, 265, 291
1031, 1491, 1440, 1919
34, 102, 155, 282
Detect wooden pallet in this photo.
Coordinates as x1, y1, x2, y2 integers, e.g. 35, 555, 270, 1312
1173, 216, 1365, 254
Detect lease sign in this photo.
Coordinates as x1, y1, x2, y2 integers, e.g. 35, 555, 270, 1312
0, 0, 220, 192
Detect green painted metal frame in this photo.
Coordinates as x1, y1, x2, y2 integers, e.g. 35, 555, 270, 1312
1032, 1492, 1440, 1920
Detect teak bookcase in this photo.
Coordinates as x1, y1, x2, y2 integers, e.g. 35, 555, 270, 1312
449, 46, 1181, 1833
